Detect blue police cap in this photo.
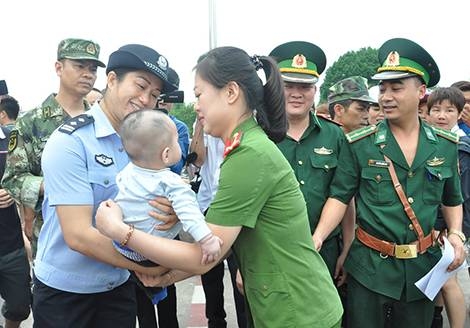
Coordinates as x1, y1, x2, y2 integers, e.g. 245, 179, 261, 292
106, 44, 176, 93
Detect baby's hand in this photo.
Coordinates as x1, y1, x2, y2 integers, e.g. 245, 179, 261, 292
199, 233, 223, 264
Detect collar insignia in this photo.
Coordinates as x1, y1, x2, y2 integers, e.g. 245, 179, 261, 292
95, 154, 114, 167
385, 51, 400, 66
292, 54, 307, 68
314, 147, 333, 155
224, 131, 242, 158
426, 157, 445, 166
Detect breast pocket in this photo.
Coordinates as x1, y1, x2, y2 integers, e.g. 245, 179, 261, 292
88, 168, 118, 202
423, 166, 453, 204
309, 154, 338, 190
361, 167, 393, 205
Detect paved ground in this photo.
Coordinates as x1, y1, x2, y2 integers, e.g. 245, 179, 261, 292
2, 265, 469, 327
0, 263, 240, 328
444, 269, 470, 328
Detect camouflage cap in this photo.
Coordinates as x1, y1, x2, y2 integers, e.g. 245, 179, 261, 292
0, 80, 8, 96
269, 41, 326, 84
371, 38, 440, 87
57, 38, 105, 67
328, 76, 376, 104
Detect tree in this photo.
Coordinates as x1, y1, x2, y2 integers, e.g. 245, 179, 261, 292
319, 47, 380, 104
172, 102, 197, 135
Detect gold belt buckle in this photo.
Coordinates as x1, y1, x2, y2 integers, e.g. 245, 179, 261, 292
394, 244, 417, 259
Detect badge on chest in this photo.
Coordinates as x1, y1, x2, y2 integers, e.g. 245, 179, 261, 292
95, 154, 114, 167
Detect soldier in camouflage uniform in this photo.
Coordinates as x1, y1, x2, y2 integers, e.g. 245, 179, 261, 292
1, 38, 105, 257
328, 76, 377, 133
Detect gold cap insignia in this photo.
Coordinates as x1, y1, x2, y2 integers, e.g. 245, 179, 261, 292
385, 51, 400, 66
426, 157, 445, 166
314, 147, 333, 155
292, 54, 307, 68
86, 43, 96, 55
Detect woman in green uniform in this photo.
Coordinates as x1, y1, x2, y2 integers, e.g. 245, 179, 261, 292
96, 46, 342, 328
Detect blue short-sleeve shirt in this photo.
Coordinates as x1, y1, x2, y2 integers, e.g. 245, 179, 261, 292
34, 105, 130, 293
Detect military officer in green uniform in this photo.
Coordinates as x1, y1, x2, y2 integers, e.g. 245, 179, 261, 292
313, 38, 466, 328
269, 41, 354, 284
1, 38, 105, 257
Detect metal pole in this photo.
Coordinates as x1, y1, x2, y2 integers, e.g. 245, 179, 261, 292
208, 0, 217, 50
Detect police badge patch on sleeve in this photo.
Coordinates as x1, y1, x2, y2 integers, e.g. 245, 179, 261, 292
8, 130, 18, 152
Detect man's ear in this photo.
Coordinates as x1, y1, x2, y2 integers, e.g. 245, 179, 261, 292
418, 83, 427, 100
226, 81, 240, 105
334, 103, 345, 118
55, 61, 63, 77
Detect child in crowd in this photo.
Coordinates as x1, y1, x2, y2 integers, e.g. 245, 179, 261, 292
426, 86, 468, 328
114, 109, 222, 303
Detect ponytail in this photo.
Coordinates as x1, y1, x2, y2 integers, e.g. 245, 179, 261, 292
255, 56, 287, 143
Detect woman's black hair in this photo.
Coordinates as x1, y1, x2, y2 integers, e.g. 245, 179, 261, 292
195, 46, 287, 142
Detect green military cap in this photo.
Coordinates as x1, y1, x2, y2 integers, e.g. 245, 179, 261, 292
57, 38, 106, 67
371, 38, 440, 87
269, 41, 326, 84
328, 76, 376, 104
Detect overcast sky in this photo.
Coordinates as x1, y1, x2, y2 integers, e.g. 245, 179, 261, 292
2, 0, 470, 110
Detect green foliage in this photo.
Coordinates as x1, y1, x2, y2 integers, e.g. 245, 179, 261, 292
319, 47, 380, 104
171, 102, 196, 135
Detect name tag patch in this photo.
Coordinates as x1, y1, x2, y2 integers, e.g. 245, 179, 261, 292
368, 159, 389, 168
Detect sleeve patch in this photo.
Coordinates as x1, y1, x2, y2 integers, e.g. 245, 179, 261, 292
8, 130, 18, 152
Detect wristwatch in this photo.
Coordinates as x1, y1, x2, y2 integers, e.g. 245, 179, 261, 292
448, 229, 467, 243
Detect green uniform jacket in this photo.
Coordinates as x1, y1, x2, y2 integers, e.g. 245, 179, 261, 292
277, 112, 346, 234
207, 118, 343, 328
277, 113, 346, 276
1, 94, 89, 209
331, 120, 462, 302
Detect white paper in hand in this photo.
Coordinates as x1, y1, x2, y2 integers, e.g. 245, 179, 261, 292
415, 237, 468, 300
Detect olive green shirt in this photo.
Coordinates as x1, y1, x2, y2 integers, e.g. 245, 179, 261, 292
277, 112, 346, 234
206, 117, 343, 328
331, 120, 463, 301
2, 93, 89, 209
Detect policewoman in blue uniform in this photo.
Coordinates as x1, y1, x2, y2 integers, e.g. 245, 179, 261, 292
313, 38, 466, 328
32, 44, 177, 328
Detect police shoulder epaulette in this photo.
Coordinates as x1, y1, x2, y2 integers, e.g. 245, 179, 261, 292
316, 113, 343, 127
431, 126, 459, 144
346, 125, 377, 143
59, 114, 94, 135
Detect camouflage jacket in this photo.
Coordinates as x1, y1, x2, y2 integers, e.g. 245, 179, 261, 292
1, 93, 89, 209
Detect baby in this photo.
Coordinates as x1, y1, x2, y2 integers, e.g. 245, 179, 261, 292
114, 109, 222, 302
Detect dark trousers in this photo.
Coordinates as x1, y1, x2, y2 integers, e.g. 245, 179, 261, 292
347, 275, 434, 328
33, 277, 136, 328
201, 253, 246, 328
136, 282, 179, 328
